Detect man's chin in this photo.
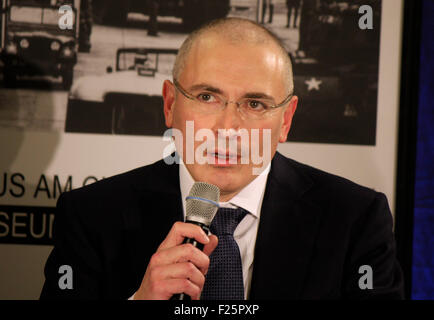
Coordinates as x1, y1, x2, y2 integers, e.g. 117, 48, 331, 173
191, 165, 248, 198
198, 165, 238, 182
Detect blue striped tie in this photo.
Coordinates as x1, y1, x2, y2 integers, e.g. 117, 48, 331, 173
201, 207, 247, 300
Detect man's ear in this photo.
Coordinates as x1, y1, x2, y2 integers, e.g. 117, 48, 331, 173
279, 96, 298, 143
162, 80, 176, 127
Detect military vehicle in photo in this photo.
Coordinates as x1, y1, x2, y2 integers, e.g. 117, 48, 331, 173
0, 0, 81, 89
288, 0, 382, 145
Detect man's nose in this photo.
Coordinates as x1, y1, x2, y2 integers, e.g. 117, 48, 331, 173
213, 101, 242, 132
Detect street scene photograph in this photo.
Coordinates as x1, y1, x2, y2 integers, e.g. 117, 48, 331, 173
0, 0, 382, 145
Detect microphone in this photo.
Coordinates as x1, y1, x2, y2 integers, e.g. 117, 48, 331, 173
171, 182, 220, 300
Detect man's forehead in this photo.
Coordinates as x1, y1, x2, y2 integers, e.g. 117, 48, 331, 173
191, 32, 278, 54
176, 28, 291, 95
185, 34, 284, 74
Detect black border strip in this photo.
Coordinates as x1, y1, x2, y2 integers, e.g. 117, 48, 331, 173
394, 0, 423, 300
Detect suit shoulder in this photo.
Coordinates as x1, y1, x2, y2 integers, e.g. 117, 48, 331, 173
58, 158, 169, 205
277, 153, 381, 205
275, 153, 393, 229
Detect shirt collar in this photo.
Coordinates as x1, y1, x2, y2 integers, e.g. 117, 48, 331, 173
179, 158, 271, 218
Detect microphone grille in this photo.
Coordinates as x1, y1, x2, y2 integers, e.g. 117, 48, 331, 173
186, 182, 220, 226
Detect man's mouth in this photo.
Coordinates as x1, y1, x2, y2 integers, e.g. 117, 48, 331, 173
208, 150, 240, 165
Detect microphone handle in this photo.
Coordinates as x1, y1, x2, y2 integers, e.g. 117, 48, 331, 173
170, 221, 210, 301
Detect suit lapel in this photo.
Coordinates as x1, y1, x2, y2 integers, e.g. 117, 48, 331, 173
249, 153, 323, 299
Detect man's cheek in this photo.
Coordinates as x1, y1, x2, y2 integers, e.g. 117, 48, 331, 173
249, 128, 272, 175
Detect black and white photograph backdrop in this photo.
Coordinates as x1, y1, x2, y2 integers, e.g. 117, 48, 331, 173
1, 0, 382, 145
0, 0, 404, 299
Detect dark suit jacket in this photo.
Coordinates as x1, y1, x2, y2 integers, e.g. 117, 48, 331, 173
40, 152, 404, 299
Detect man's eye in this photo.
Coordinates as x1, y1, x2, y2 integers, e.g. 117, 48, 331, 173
197, 93, 217, 103
247, 100, 268, 111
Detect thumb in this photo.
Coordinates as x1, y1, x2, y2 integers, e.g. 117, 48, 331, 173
203, 234, 218, 257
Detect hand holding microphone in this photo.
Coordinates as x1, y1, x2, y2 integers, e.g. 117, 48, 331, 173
134, 182, 220, 300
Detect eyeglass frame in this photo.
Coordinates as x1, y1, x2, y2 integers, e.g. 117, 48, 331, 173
172, 78, 294, 118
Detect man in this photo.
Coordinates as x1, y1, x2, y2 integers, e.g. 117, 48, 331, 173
261, 0, 274, 24
297, 0, 319, 57
40, 18, 403, 300
78, 0, 93, 52
286, 0, 301, 28
146, 0, 159, 37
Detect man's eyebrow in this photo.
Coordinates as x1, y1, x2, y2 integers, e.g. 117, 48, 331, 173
242, 92, 275, 101
188, 83, 275, 101
188, 83, 223, 94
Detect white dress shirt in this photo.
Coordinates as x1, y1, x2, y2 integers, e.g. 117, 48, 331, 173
179, 159, 271, 299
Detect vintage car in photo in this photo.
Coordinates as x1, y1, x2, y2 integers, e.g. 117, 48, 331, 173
65, 47, 177, 135
0, 0, 81, 89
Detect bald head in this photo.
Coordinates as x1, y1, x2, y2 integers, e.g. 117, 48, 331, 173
173, 18, 294, 93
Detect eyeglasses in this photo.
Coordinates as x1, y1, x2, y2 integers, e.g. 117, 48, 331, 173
173, 79, 293, 120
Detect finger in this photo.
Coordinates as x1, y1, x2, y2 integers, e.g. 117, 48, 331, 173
164, 279, 202, 300
203, 234, 218, 257
158, 222, 209, 250
151, 243, 211, 274
153, 262, 205, 290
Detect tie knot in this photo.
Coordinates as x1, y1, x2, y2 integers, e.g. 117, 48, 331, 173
210, 207, 248, 236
